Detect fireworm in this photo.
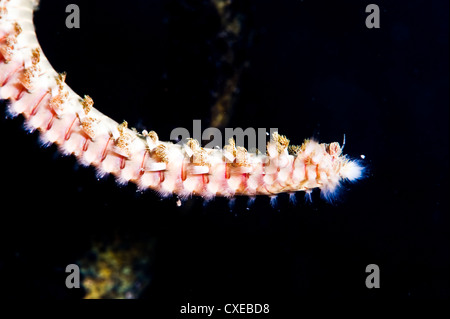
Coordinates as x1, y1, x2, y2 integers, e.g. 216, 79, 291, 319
0, 0, 363, 201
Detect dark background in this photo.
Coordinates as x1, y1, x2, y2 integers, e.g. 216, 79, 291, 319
0, 0, 448, 311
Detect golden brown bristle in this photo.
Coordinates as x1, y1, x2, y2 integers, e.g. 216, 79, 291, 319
80, 117, 96, 139
288, 145, 301, 156
145, 130, 158, 144
271, 132, 290, 154
235, 146, 249, 166
81, 95, 94, 114
153, 144, 168, 163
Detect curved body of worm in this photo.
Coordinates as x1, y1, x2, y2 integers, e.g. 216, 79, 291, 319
0, 0, 363, 199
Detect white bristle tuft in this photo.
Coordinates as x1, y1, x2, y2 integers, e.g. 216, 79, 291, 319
340, 160, 364, 181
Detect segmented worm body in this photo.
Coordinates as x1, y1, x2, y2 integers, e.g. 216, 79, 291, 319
0, 0, 363, 200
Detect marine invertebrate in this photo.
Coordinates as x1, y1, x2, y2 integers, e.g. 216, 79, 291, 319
80, 238, 153, 299
0, 0, 363, 200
